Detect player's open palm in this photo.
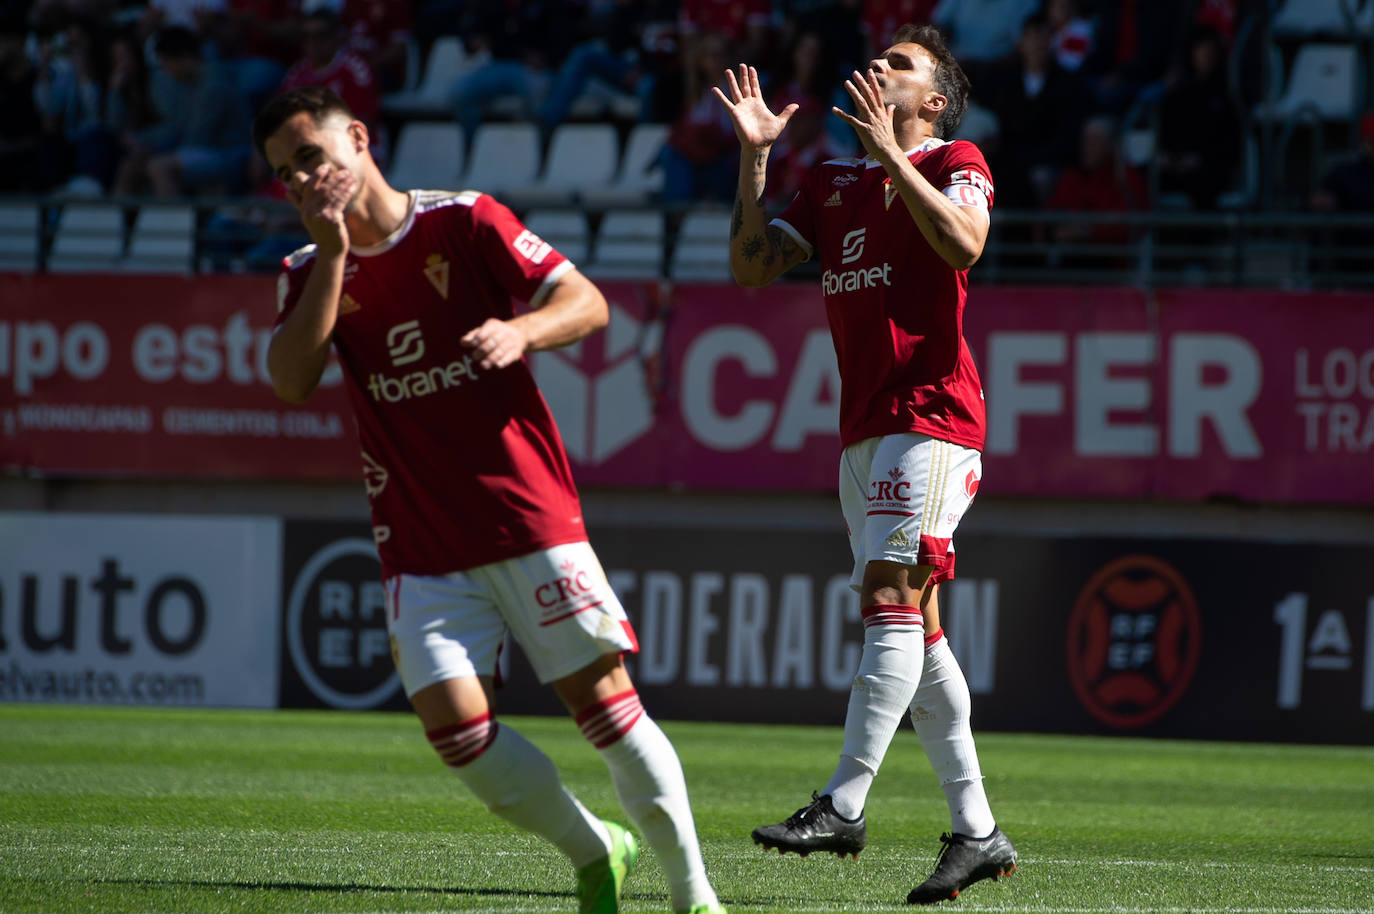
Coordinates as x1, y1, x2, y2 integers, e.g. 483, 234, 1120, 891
712, 64, 798, 150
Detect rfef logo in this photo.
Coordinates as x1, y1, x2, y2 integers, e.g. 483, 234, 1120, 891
284, 537, 400, 710
1066, 555, 1201, 729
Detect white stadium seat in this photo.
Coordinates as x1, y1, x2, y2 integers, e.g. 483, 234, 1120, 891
0, 202, 41, 271
669, 209, 733, 280
505, 123, 620, 207
388, 122, 465, 190
581, 123, 668, 208
48, 203, 124, 273
523, 209, 591, 264
122, 204, 195, 273
460, 122, 541, 197
1255, 43, 1360, 121
582, 209, 663, 279
382, 36, 482, 118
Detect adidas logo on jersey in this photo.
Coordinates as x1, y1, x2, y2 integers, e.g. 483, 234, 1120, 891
824, 190, 842, 206
886, 529, 913, 548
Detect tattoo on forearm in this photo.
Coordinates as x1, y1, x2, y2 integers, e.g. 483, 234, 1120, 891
740, 234, 765, 262
730, 198, 743, 240
766, 225, 799, 264
752, 150, 768, 208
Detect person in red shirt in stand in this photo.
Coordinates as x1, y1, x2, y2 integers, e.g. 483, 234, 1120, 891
1044, 115, 1147, 266
252, 85, 727, 914
338, 0, 411, 93
279, 8, 379, 129
714, 23, 1017, 906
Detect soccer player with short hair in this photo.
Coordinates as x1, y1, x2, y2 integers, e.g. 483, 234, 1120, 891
713, 24, 1018, 905
253, 85, 725, 914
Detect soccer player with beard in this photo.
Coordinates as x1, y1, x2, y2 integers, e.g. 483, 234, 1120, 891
713, 24, 1017, 906
253, 86, 725, 914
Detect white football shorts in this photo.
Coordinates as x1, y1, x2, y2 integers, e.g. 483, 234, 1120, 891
383, 541, 639, 695
839, 432, 982, 591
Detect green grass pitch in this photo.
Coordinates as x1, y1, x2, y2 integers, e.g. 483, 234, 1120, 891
1, 704, 1371, 913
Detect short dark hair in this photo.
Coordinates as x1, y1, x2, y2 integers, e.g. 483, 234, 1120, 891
892, 23, 969, 139
252, 85, 355, 160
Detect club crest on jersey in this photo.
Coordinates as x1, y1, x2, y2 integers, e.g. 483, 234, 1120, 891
361, 450, 388, 496
423, 253, 450, 299
883, 178, 898, 210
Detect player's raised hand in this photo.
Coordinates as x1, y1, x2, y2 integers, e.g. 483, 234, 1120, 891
712, 64, 799, 150
834, 69, 902, 161
461, 317, 528, 371
290, 162, 358, 257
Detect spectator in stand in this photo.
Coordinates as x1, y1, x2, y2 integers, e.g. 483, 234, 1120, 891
984, 12, 1086, 209
1044, 115, 1147, 265
678, 0, 775, 69
113, 25, 251, 197
788, 0, 867, 151
539, 0, 653, 132
1194, 0, 1237, 46
931, 0, 1038, 87
1310, 111, 1374, 273
32, 17, 109, 190
1156, 26, 1238, 210
337, 0, 412, 94
1045, 0, 1092, 73
790, 0, 865, 72
1086, 0, 1191, 114
138, 0, 227, 46
660, 29, 738, 203
766, 28, 853, 204
105, 27, 156, 145
0, 16, 44, 191
220, 0, 302, 110
279, 8, 379, 129
450, 1, 575, 147
862, 0, 938, 62
1311, 111, 1374, 214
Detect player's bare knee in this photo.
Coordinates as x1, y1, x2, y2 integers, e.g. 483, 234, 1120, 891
861, 560, 933, 608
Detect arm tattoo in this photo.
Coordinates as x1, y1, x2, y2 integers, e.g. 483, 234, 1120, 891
730, 198, 743, 240
765, 225, 800, 265
740, 234, 765, 262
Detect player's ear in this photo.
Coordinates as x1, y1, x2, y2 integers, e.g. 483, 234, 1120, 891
348, 119, 369, 153
924, 92, 948, 115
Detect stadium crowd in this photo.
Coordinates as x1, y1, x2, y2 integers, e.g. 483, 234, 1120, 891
0, 1, 1370, 234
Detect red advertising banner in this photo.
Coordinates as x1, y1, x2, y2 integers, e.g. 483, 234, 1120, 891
0, 273, 354, 479
3, 273, 1373, 504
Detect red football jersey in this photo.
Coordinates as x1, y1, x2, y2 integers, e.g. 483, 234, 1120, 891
772, 138, 993, 451
276, 190, 587, 576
